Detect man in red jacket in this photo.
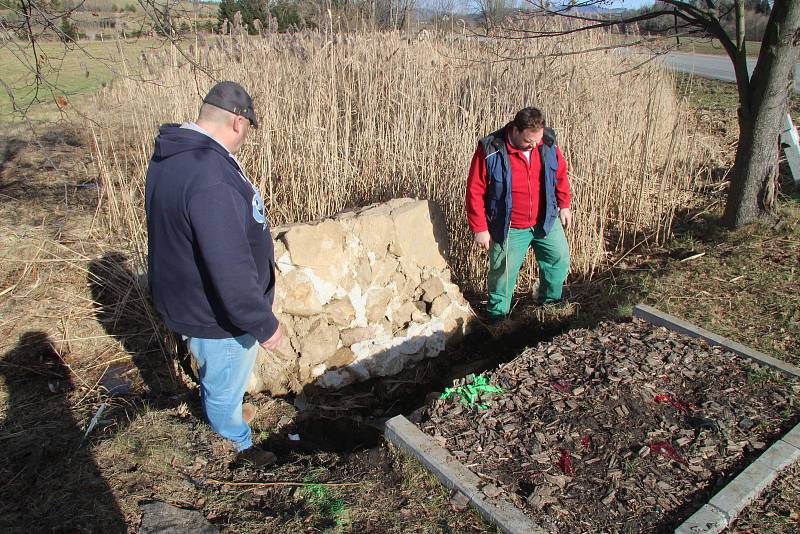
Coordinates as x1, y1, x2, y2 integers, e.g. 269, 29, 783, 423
465, 107, 572, 321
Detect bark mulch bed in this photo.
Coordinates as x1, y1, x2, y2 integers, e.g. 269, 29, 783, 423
420, 318, 800, 533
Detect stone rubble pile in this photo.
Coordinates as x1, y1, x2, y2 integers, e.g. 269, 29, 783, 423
247, 198, 476, 395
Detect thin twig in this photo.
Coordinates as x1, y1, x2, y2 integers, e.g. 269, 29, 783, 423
203, 478, 361, 488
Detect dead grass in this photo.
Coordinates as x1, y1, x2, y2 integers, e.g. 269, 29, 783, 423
90, 26, 703, 292
1, 26, 796, 534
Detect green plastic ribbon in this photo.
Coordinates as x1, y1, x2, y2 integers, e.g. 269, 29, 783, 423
440, 374, 504, 411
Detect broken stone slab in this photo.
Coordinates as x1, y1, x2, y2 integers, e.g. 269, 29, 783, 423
419, 276, 445, 303
672, 400, 800, 533
674, 504, 728, 534
138, 502, 218, 534
384, 415, 545, 534
781, 423, 800, 450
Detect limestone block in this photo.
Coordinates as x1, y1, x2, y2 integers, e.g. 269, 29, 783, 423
272, 272, 286, 315
420, 276, 445, 303
392, 301, 418, 328
323, 298, 356, 327
372, 255, 400, 287
430, 294, 451, 317
329, 347, 356, 368
333, 208, 358, 233
355, 258, 372, 288
354, 203, 397, 258
315, 368, 353, 389
390, 271, 406, 291
248, 350, 295, 396
411, 309, 430, 323
282, 269, 323, 317
282, 219, 347, 284
273, 239, 287, 265
366, 287, 393, 323
441, 300, 475, 343
390, 200, 449, 270
299, 319, 340, 369
397, 255, 421, 284
271, 323, 299, 362
386, 197, 414, 210
340, 326, 376, 347
293, 317, 313, 338
378, 318, 394, 336
395, 334, 427, 356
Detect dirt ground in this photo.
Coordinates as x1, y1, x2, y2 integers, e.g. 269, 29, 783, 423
0, 126, 499, 532
1, 73, 799, 532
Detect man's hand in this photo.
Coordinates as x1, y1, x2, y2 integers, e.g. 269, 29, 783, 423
559, 208, 573, 230
473, 230, 491, 250
260, 324, 282, 351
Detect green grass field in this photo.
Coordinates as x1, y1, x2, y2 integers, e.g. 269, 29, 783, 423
0, 0, 217, 125
0, 38, 163, 124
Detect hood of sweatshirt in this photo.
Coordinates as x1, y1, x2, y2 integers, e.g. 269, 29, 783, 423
151, 123, 230, 162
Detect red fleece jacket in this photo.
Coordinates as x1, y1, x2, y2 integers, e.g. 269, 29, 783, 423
465, 136, 571, 233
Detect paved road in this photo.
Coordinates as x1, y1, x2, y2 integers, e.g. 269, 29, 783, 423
660, 51, 800, 92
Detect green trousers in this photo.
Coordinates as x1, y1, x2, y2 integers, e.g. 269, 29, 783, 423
486, 221, 570, 317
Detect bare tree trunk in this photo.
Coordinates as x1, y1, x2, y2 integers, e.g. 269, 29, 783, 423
723, 0, 800, 227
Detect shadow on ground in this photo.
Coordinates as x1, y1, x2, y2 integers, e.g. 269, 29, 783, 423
0, 332, 127, 533
87, 252, 188, 399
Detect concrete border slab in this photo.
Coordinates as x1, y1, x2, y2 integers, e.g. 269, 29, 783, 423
632, 304, 800, 377
384, 415, 545, 534
756, 439, 800, 471
674, 504, 727, 534
634, 304, 800, 532
782, 424, 800, 450
676, 426, 800, 532
706, 455, 779, 521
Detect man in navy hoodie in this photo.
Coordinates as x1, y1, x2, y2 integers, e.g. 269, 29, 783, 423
145, 81, 281, 467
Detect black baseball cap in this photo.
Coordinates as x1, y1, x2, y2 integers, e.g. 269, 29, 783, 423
203, 81, 259, 129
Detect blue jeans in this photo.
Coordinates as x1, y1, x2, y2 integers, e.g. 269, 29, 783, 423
186, 334, 258, 451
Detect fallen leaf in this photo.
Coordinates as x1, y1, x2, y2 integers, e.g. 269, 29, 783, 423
558, 449, 575, 475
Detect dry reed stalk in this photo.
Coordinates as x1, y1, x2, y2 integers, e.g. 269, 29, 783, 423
90, 27, 700, 294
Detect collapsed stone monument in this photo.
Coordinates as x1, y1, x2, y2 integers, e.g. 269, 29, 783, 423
247, 198, 476, 395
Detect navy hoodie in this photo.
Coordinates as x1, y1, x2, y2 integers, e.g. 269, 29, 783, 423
144, 124, 278, 343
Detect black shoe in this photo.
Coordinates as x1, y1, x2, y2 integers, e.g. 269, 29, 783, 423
234, 446, 277, 468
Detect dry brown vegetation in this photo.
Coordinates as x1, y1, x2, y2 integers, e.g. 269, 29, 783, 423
8, 25, 779, 534
91, 28, 704, 294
